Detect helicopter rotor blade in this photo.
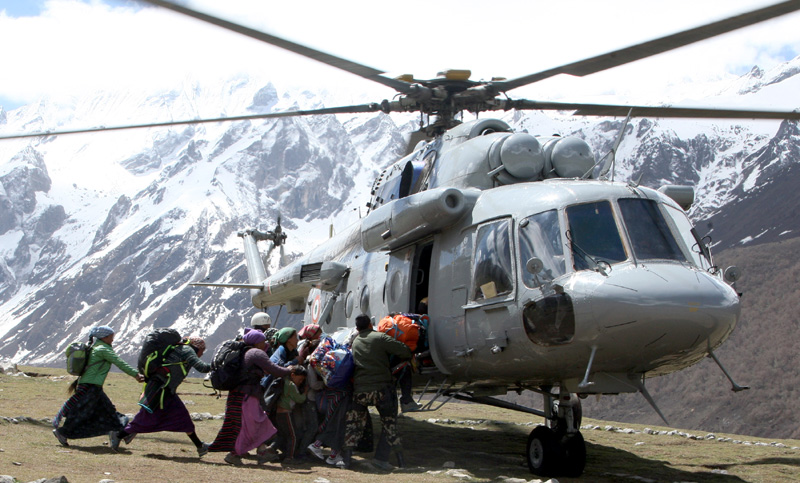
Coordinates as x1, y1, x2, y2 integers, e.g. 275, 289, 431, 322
493, 0, 800, 93
279, 244, 287, 269
138, 0, 413, 94
0, 103, 383, 141
498, 99, 800, 121
263, 242, 275, 274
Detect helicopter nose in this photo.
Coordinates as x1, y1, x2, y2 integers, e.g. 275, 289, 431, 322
572, 263, 740, 372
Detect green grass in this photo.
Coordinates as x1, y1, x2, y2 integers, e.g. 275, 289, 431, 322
2, 366, 799, 482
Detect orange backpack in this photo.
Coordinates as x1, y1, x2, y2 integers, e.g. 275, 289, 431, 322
378, 314, 419, 351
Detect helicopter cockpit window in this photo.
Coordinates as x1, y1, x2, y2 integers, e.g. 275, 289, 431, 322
663, 204, 711, 269
619, 199, 686, 262
471, 218, 514, 302
518, 210, 565, 287
566, 201, 626, 271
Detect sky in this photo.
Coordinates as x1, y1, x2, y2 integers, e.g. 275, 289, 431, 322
0, 0, 799, 113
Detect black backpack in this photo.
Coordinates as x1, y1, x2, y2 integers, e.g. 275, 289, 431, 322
137, 328, 183, 380
208, 339, 252, 391
261, 376, 284, 414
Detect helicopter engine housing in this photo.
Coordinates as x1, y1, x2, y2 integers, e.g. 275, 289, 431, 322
488, 132, 546, 185
361, 186, 475, 252
540, 136, 596, 178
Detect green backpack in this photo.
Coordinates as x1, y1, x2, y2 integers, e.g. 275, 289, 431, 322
65, 341, 91, 376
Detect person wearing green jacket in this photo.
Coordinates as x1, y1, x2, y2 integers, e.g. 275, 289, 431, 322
53, 325, 144, 447
342, 314, 411, 470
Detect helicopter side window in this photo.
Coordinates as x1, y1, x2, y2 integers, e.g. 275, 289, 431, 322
519, 210, 565, 288
619, 199, 686, 262
471, 218, 514, 302
663, 204, 711, 269
566, 201, 626, 271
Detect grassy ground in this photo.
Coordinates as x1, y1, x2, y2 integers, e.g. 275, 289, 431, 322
2, 366, 799, 482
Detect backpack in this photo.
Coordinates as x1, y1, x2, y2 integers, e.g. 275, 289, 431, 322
261, 376, 285, 414
137, 328, 183, 380
65, 341, 91, 376
378, 314, 420, 351
208, 339, 252, 391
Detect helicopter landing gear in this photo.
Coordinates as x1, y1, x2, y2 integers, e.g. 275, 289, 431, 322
560, 430, 586, 477
526, 389, 586, 477
526, 426, 560, 475
526, 425, 587, 477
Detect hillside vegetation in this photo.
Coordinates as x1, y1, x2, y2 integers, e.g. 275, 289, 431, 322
2, 367, 800, 483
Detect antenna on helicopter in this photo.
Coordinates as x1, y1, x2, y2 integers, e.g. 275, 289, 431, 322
628, 172, 645, 188
594, 109, 634, 181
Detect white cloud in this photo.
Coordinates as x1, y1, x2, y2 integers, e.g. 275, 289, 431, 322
1, 0, 799, 111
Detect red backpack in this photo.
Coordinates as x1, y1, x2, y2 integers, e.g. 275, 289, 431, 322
378, 314, 419, 352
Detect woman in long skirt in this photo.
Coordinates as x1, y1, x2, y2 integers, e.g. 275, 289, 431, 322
208, 329, 295, 465
112, 337, 211, 456
53, 325, 143, 447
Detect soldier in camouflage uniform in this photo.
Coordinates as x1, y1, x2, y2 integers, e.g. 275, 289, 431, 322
342, 314, 411, 470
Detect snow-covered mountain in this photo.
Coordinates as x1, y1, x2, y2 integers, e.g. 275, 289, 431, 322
1, 57, 799, 368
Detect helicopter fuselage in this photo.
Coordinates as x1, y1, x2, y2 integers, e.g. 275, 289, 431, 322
244, 118, 740, 397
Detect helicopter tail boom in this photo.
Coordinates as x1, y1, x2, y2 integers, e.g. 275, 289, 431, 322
239, 229, 269, 285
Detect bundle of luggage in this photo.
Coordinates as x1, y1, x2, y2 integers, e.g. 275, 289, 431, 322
309, 333, 354, 389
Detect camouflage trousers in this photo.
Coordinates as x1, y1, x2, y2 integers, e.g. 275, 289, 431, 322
344, 385, 400, 451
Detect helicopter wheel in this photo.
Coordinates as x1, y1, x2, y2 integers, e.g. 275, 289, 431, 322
526, 425, 561, 476
559, 431, 586, 477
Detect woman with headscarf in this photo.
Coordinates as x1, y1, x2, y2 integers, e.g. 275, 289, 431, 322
270, 327, 299, 367
297, 324, 322, 363
111, 337, 211, 456
209, 329, 296, 466
52, 325, 144, 447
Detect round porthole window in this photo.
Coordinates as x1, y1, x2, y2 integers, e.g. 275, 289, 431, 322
345, 291, 354, 318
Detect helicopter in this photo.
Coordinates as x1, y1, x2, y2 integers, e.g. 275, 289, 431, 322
4, 0, 800, 477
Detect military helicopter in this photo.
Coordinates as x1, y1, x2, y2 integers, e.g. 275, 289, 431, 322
4, 0, 800, 477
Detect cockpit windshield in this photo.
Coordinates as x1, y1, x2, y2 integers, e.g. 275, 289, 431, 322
519, 210, 566, 287
516, 198, 699, 280
661, 203, 712, 269
618, 198, 686, 262
566, 201, 627, 270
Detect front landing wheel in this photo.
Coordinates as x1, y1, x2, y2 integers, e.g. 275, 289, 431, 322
526, 426, 561, 476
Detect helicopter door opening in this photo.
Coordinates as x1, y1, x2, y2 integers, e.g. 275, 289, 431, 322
412, 242, 433, 313
386, 241, 433, 315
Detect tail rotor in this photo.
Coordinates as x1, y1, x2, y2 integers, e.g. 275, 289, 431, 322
251, 216, 288, 273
